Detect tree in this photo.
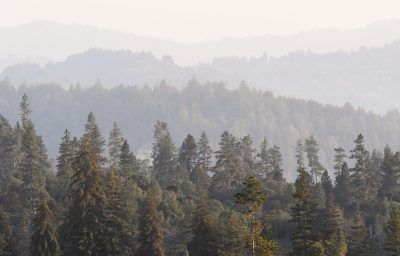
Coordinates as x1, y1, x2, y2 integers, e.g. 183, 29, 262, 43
119, 140, 138, 179
379, 147, 400, 201
333, 147, 346, 176
30, 201, 61, 256
290, 168, 318, 256
256, 137, 271, 179
0, 208, 15, 256
295, 139, 305, 169
238, 135, 256, 176
136, 198, 165, 256
108, 122, 125, 170
152, 121, 178, 188
305, 135, 324, 183
104, 171, 133, 255
187, 198, 219, 256
234, 176, 278, 256
84, 112, 106, 164
321, 170, 333, 198
60, 135, 107, 256
269, 145, 284, 181
178, 134, 197, 174
385, 206, 400, 256
347, 212, 371, 256
196, 132, 212, 171
334, 162, 351, 210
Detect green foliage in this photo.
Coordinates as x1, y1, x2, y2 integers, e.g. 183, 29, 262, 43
385, 206, 400, 255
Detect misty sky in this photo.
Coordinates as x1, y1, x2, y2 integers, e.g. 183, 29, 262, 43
2, 0, 400, 42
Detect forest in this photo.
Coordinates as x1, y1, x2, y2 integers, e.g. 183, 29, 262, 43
0, 94, 399, 256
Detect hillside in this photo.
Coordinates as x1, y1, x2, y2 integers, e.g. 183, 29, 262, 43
1, 80, 400, 180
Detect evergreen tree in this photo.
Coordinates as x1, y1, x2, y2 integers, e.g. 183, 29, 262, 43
295, 139, 305, 169
347, 212, 371, 256
290, 168, 318, 256
321, 170, 333, 198
178, 134, 197, 174
0, 208, 15, 256
385, 206, 400, 256
104, 171, 133, 255
56, 129, 74, 211
256, 137, 271, 179
234, 176, 278, 256
380, 147, 400, 201
60, 135, 107, 256
187, 198, 219, 256
269, 145, 284, 181
334, 162, 351, 210
305, 135, 324, 183
108, 122, 125, 170
333, 147, 346, 176
196, 132, 212, 171
238, 135, 256, 176
119, 140, 138, 179
30, 201, 61, 256
152, 121, 178, 188
84, 112, 106, 164
136, 198, 165, 256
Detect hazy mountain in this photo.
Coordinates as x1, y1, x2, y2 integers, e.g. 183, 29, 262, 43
1, 81, 400, 180
1, 19, 400, 69
3, 39, 400, 113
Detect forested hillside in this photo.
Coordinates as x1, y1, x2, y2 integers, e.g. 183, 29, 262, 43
1, 80, 400, 180
0, 95, 399, 255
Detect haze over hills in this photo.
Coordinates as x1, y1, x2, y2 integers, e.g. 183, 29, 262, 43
1, 19, 400, 69
3, 39, 400, 113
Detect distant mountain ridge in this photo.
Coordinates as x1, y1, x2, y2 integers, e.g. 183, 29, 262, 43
3, 39, 400, 113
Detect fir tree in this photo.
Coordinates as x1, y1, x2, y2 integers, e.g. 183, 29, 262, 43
290, 168, 318, 256
333, 147, 346, 176
238, 135, 256, 177
385, 206, 400, 256
119, 140, 138, 179
84, 112, 106, 164
256, 137, 271, 179
178, 134, 197, 174
269, 144, 284, 181
347, 212, 371, 256
321, 170, 333, 198
108, 122, 125, 170
305, 135, 324, 183
0, 208, 15, 256
136, 198, 165, 256
30, 201, 61, 256
334, 162, 351, 210
196, 132, 212, 171
60, 135, 107, 256
295, 139, 305, 169
380, 147, 400, 201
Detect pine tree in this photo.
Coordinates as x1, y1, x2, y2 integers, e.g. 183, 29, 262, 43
178, 134, 197, 175
108, 122, 125, 170
321, 170, 333, 198
334, 162, 351, 210
119, 140, 138, 179
333, 147, 346, 176
305, 135, 324, 183
238, 135, 256, 176
380, 146, 400, 201
0, 115, 17, 196
347, 212, 371, 256
269, 144, 284, 181
104, 171, 133, 255
385, 206, 400, 256
234, 176, 278, 256
30, 201, 61, 256
0, 208, 15, 256
187, 198, 219, 256
60, 135, 107, 256
196, 132, 212, 171
290, 168, 318, 256
56, 129, 74, 211
136, 198, 165, 256
84, 112, 106, 164
295, 139, 305, 169
152, 121, 178, 188
256, 137, 271, 179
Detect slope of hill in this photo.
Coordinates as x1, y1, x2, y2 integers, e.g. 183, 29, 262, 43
1, 81, 400, 180
3, 39, 400, 113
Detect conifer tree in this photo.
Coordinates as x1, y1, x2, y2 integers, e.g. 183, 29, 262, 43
119, 140, 138, 179
295, 139, 305, 169
104, 171, 133, 255
347, 212, 371, 256
152, 121, 177, 188
56, 129, 74, 210
187, 198, 219, 256
256, 137, 271, 179
30, 201, 61, 256
334, 162, 351, 210
305, 135, 324, 183
60, 135, 107, 256
196, 132, 212, 171
385, 206, 400, 256
333, 147, 346, 176
321, 170, 333, 197
136, 198, 165, 256
0, 208, 15, 256
178, 134, 197, 174
238, 135, 256, 176
108, 122, 124, 170
290, 168, 318, 256
380, 147, 400, 201
269, 144, 284, 181
234, 176, 278, 256
84, 112, 106, 164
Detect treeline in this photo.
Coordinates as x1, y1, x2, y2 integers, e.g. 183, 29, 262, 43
0, 95, 400, 255
2, 81, 400, 181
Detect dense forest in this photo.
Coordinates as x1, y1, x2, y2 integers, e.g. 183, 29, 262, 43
0, 94, 399, 255
2, 81, 400, 180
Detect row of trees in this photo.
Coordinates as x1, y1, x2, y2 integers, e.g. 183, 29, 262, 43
0, 95, 399, 255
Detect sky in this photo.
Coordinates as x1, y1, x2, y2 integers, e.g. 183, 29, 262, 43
2, 0, 400, 42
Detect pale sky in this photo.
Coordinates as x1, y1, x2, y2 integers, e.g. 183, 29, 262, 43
2, 0, 400, 42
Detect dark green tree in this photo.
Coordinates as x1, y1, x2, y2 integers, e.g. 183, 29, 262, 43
347, 212, 371, 256
269, 145, 284, 181
60, 135, 107, 256
385, 206, 400, 256
334, 162, 351, 210
0, 208, 15, 256
195, 132, 212, 171
305, 135, 324, 183
256, 137, 271, 179
108, 122, 124, 170
178, 134, 197, 174
136, 198, 165, 256
321, 170, 333, 198
380, 147, 400, 201
30, 201, 61, 256
84, 112, 106, 164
